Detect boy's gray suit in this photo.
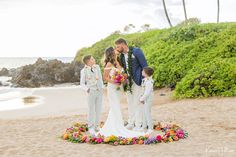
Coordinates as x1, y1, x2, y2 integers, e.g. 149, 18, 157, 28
140, 77, 154, 129
80, 64, 103, 129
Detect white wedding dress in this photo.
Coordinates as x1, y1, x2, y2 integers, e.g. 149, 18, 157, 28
97, 67, 145, 138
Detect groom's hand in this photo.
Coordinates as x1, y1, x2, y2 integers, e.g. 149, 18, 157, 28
87, 88, 90, 93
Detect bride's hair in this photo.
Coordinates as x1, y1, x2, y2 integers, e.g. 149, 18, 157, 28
104, 47, 117, 67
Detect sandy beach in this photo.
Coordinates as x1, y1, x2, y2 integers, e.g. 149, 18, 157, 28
0, 87, 235, 157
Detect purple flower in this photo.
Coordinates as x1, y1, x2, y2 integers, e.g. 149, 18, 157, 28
144, 137, 156, 145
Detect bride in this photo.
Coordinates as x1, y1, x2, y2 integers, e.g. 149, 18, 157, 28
97, 47, 145, 138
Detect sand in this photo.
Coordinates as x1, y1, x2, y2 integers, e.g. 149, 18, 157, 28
0, 87, 235, 157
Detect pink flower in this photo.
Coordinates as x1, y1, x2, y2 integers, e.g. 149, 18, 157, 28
166, 132, 170, 137
114, 141, 119, 146
96, 138, 103, 143
92, 137, 97, 142
66, 127, 74, 133
156, 135, 162, 142
132, 141, 137, 144
176, 129, 184, 134
176, 129, 184, 138
85, 138, 90, 143
132, 137, 137, 141
73, 132, 78, 138
178, 133, 184, 139
66, 127, 73, 131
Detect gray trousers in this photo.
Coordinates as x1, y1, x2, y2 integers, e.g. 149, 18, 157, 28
87, 89, 103, 128
127, 83, 143, 127
142, 94, 153, 129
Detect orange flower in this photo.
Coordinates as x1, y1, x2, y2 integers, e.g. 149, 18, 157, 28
63, 133, 69, 140
123, 139, 127, 145
155, 126, 161, 130
173, 136, 179, 141
163, 137, 168, 143
81, 135, 87, 142
169, 130, 176, 135
138, 140, 144, 145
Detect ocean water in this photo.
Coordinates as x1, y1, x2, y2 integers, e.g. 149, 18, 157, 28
0, 57, 74, 69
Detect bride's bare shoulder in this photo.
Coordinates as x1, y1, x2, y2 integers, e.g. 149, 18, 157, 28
104, 62, 113, 70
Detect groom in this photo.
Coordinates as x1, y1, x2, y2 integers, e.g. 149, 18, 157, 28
115, 38, 148, 130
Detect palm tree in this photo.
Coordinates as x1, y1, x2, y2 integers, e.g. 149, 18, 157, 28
182, 0, 187, 21
123, 24, 135, 34
217, 0, 220, 23
141, 24, 150, 32
162, 0, 172, 27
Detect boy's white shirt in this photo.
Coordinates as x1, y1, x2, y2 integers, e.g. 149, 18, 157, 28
80, 64, 104, 92
140, 77, 154, 102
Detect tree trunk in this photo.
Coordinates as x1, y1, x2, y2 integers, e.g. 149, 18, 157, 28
217, 0, 220, 23
162, 0, 172, 27
182, 0, 187, 21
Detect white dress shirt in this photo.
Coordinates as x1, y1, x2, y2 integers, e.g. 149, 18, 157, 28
140, 77, 154, 102
124, 53, 129, 68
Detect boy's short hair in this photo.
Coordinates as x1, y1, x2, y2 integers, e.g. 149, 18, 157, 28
82, 55, 92, 64
143, 67, 154, 77
115, 38, 127, 45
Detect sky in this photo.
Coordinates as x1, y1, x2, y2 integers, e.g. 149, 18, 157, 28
0, 0, 235, 57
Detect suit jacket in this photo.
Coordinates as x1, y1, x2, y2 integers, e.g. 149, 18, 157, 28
120, 47, 148, 86
80, 64, 104, 91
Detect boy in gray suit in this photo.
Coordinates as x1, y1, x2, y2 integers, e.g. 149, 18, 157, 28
139, 67, 154, 134
80, 55, 103, 134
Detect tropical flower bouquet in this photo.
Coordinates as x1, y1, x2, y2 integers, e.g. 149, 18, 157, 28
111, 69, 128, 91
61, 122, 188, 146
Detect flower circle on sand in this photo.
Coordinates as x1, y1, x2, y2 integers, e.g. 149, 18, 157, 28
61, 122, 188, 146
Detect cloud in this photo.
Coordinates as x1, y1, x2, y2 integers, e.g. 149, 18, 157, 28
112, 0, 182, 6
0, 0, 235, 57
111, 0, 184, 28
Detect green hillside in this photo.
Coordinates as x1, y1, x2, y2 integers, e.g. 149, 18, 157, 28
75, 22, 236, 98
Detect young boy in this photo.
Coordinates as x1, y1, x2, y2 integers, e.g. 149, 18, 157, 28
139, 67, 154, 134
80, 55, 104, 135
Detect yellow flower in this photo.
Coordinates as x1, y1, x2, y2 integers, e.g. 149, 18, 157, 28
168, 137, 173, 142
127, 138, 132, 142
104, 137, 110, 143
109, 135, 117, 142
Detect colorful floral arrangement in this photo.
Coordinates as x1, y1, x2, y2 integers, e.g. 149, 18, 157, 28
61, 122, 188, 146
111, 69, 128, 90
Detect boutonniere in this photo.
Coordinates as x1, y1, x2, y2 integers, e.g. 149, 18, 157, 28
84, 65, 99, 80
131, 54, 135, 59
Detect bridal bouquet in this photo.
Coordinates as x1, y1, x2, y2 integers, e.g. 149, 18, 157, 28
111, 69, 128, 90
